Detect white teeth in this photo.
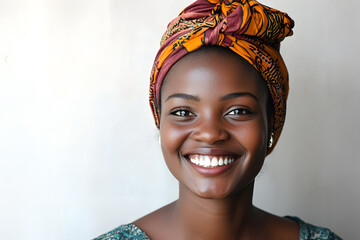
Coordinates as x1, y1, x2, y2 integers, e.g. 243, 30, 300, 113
211, 157, 218, 167
218, 157, 224, 166
188, 155, 236, 168
199, 156, 204, 166
204, 156, 211, 167
195, 156, 199, 165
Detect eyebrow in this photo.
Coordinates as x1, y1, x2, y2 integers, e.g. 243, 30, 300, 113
220, 92, 258, 102
165, 93, 200, 102
165, 92, 258, 102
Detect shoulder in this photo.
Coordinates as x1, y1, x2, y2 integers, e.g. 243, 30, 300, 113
132, 201, 176, 239
286, 216, 343, 240
93, 224, 150, 240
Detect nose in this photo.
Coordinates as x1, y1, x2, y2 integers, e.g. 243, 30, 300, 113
191, 115, 230, 145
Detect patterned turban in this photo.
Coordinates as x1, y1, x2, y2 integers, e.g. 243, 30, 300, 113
149, 0, 294, 153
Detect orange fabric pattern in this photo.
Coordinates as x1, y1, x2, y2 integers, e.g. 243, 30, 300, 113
149, 0, 294, 153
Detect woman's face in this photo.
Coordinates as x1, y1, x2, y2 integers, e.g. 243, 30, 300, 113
159, 48, 270, 199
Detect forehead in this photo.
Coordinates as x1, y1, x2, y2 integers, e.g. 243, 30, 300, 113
161, 47, 268, 102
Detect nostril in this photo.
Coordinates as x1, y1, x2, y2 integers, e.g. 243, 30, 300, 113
191, 126, 230, 144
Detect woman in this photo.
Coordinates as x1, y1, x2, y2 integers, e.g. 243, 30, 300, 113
95, 0, 342, 239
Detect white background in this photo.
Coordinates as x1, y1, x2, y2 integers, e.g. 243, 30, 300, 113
0, 0, 359, 239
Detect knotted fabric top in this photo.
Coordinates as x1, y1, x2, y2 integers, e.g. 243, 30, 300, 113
149, 0, 294, 153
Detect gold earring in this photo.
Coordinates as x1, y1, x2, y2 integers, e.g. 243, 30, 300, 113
268, 133, 274, 148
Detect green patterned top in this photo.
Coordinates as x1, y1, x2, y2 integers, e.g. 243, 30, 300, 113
94, 224, 150, 240
94, 216, 342, 240
286, 216, 342, 240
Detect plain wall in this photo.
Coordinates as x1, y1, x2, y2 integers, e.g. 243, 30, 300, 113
0, 0, 359, 239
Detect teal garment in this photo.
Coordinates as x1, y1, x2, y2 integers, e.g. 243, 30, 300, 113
94, 216, 342, 240
94, 224, 150, 240
285, 216, 342, 240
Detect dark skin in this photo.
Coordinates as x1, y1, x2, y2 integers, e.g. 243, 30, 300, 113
134, 47, 299, 240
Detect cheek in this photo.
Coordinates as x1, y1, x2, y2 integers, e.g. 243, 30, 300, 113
247, 125, 266, 150
245, 120, 267, 173
235, 117, 267, 158
159, 121, 193, 183
227, 120, 267, 191
159, 120, 190, 166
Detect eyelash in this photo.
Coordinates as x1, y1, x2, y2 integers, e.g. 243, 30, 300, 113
226, 108, 253, 116
170, 108, 196, 117
170, 107, 253, 119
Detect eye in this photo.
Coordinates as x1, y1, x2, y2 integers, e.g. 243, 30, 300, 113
225, 107, 255, 121
227, 108, 252, 116
170, 108, 196, 117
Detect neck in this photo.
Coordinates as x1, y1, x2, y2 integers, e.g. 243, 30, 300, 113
172, 181, 259, 240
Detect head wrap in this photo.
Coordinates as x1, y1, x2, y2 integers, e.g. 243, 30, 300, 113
149, 0, 294, 153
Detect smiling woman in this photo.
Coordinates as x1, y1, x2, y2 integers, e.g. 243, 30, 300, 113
94, 0, 342, 239
159, 47, 270, 201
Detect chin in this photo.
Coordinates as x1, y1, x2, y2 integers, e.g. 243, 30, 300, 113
183, 176, 256, 200
184, 178, 242, 199
194, 190, 231, 199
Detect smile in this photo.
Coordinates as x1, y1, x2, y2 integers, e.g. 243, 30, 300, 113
188, 155, 235, 168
